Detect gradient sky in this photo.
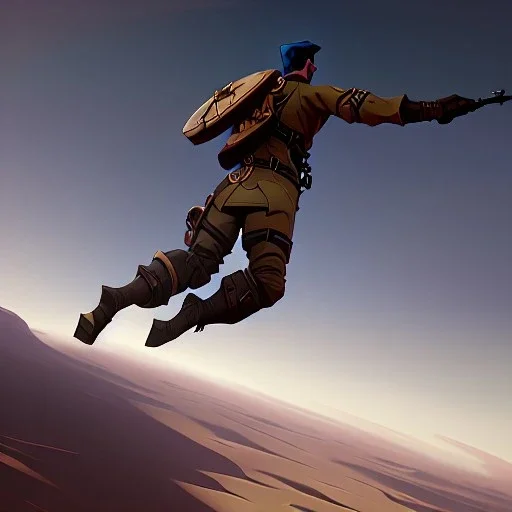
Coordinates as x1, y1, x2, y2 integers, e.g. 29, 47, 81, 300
1, 0, 511, 465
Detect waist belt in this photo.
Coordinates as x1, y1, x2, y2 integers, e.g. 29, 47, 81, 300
252, 156, 301, 192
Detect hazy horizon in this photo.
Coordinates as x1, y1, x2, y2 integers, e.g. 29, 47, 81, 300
2, 0, 511, 465
28, 314, 507, 477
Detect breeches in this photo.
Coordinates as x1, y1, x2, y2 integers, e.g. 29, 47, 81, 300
188, 171, 298, 307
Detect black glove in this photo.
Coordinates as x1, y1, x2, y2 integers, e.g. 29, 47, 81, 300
437, 95, 477, 124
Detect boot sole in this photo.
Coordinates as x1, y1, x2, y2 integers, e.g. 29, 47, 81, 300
145, 319, 169, 348
145, 293, 203, 347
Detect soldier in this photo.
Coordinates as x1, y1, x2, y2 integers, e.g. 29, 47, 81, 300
74, 40, 499, 348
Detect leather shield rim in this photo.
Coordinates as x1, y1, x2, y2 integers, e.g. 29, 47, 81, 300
183, 69, 282, 145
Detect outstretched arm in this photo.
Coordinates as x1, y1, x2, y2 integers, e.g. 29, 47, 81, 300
307, 85, 476, 126
400, 94, 476, 124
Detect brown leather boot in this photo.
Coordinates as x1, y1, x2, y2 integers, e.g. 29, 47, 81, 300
74, 257, 173, 345
145, 269, 261, 347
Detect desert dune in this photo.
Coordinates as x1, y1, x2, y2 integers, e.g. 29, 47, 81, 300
1, 306, 510, 512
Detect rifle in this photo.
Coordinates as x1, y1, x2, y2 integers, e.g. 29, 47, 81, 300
473, 89, 512, 110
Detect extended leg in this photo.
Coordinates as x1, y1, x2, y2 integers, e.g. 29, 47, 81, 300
74, 204, 239, 345
145, 210, 294, 346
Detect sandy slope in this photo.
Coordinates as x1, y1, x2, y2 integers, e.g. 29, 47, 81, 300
1, 307, 511, 512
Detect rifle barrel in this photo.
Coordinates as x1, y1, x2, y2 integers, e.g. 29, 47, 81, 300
476, 95, 512, 108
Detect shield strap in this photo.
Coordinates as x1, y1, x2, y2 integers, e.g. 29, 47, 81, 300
272, 121, 305, 150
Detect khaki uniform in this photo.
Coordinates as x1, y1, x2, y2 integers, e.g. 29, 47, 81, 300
183, 80, 405, 306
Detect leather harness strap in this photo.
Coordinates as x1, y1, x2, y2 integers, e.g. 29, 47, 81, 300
265, 120, 313, 192
272, 120, 305, 148
241, 228, 293, 263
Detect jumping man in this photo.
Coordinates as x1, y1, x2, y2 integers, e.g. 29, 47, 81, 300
74, 41, 509, 347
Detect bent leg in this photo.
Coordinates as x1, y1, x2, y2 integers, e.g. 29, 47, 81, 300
242, 209, 294, 307
152, 201, 242, 300
74, 203, 240, 345
145, 209, 295, 347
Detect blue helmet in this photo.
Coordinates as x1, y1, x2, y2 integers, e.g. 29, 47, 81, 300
280, 40, 321, 75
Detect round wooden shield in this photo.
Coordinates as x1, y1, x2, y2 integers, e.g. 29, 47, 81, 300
182, 69, 282, 145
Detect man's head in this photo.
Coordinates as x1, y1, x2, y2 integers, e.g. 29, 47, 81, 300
280, 40, 321, 83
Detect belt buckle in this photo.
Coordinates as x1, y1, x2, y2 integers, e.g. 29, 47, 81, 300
228, 169, 241, 183
229, 165, 253, 184
269, 156, 280, 171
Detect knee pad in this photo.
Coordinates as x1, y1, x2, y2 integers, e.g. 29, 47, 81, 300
187, 245, 222, 289
247, 246, 287, 308
157, 247, 223, 292
242, 227, 291, 307
250, 268, 286, 307
138, 245, 225, 307
138, 249, 195, 307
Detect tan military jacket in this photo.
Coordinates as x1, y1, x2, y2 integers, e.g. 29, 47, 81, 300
253, 79, 405, 167
213, 79, 405, 228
